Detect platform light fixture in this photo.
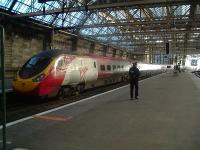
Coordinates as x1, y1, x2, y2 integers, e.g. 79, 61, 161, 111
156, 40, 163, 43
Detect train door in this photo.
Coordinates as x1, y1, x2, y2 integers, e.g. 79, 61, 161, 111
82, 58, 98, 82
67, 58, 81, 85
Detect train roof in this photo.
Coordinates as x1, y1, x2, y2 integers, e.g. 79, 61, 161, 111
34, 49, 69, 58
34, 49, 130, 62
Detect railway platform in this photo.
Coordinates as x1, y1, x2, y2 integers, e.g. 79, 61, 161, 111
1, 71, 200, 150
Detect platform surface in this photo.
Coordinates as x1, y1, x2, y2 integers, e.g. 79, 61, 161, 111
1, 71, 200, 150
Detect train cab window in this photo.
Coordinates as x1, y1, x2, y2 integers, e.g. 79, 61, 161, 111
100, 65, 105, 71
112, 65, 116, 70
19, 55, 52, 79
94, 62, 96, 68
107, 65, 111, 71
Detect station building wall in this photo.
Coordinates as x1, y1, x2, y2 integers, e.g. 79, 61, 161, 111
3, 24, 47, 78
3, 21, 128, 78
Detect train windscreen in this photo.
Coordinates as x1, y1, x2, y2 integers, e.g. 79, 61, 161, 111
19, 55, 52, 79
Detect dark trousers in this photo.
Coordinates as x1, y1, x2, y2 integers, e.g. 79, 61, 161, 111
130, 80, 138, 98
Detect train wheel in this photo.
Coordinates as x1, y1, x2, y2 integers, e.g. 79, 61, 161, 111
57, 87, 64, 100
57, 87, 70, 99
77, 84, 85, 94
39, 95, 48, 102
121, 77, 124, 82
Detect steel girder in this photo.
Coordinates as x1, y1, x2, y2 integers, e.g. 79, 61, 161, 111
1, 0, 200, 54
13, 0, 198, 18
65, 18, 200, 29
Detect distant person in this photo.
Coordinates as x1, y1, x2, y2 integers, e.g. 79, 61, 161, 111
173, 64, 180, 74
129, 62, 140, 100
174, 65, 177, 71
177, 63, 181, 73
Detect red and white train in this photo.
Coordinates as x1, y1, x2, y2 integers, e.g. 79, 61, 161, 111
12, 50, 132, 98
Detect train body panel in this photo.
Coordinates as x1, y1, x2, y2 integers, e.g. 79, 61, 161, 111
62, 57, 98, 86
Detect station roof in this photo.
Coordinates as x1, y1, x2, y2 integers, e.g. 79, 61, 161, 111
0, 0, 200, 55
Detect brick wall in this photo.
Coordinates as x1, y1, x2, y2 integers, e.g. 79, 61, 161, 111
3, 22, 128, 78
4, 25, 47, 78
106, 47, 113, 57
94, 43, 104, 56
76, 39, 90, 55
52, 32, 71, 50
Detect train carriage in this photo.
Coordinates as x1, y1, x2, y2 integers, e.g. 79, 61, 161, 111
12, 49, 131, 98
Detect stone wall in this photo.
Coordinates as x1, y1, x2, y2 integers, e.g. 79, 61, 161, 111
3, 22, 128, 78
52, 32, 71, 50
94, 43, 104, 56
106, 47, 114, 57
76, 39, 90, 55
4, 25, 47, 78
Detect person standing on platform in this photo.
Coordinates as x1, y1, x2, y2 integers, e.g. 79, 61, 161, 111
129, 62, 140, 100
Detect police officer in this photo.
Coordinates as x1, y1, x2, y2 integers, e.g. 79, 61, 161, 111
129, 62, 140, 100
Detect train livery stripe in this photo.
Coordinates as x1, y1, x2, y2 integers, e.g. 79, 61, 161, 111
98, 72, 113, 79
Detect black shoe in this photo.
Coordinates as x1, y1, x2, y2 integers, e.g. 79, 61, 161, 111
135, 97, 138, 99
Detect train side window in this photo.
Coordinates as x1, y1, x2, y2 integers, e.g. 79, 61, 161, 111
112, 65, 116, 70
121, 65, 124, 69
100, 65, 105, 71
94, 62, 96, 68
117, 65, 120, 69
107, 65, 111, 71
81, 60, 83, 66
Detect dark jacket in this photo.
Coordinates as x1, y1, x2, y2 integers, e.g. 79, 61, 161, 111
129, 66, 140, 81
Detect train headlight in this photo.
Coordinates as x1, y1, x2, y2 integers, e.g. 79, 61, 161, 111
32, 74, 45, 82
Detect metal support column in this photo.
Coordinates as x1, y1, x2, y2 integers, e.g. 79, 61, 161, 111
0, 25, 7, 150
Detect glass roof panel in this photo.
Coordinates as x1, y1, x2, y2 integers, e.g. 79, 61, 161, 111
69, 12, 85, 25
0, 1, 194, 51
96, 37, 109, 42
129, 9, 145, 19
88, 0, 97, 5
84, 13, 104, 25
31, 14, 55, 24
80, 27, 102, 35
110, 36, 123, 41
0, 0, 13, 9
110, 10, 127, 20
150, 7, 167, 17
174, 5, 190, 16
52, 12, 85, 27
12, 0, 61, 14
129, 9, 138, 16
52, 13, 67, 27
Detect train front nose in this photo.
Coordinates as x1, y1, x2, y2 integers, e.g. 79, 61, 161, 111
12, 79, 39, 93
